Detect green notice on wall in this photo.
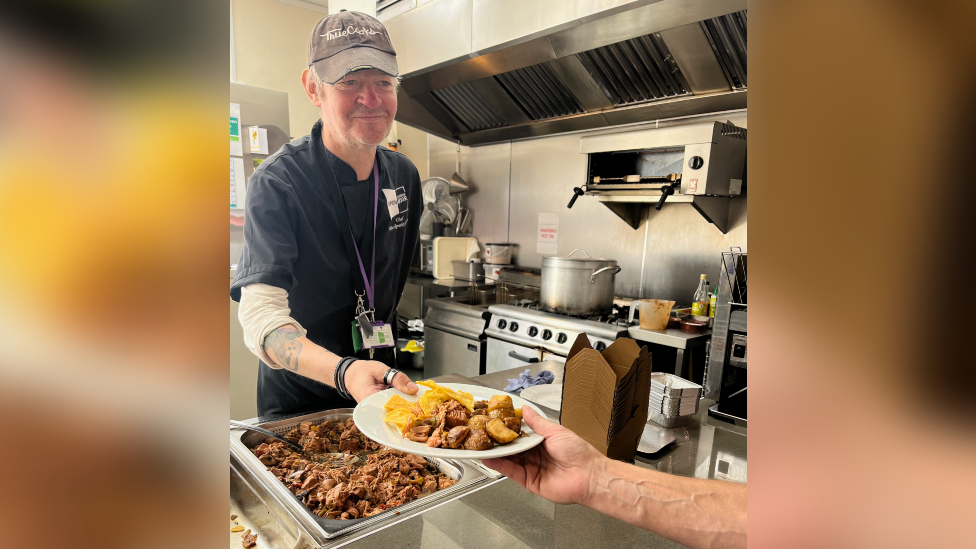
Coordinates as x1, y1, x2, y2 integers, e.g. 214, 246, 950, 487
230, 117, 240, 141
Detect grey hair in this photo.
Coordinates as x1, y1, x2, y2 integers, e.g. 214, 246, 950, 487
309, 65, 401, 94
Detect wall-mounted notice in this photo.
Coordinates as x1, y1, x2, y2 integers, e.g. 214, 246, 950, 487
230, 157, 246, 209
537, 212, 559, 255
248, 125, 268, 154
230, 103, 243, 156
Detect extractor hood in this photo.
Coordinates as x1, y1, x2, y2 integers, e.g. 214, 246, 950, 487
390, 0, 747, 146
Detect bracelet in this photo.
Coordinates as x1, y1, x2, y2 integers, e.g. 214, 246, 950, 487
337, 357, 357, 400
334, 357, 355, 399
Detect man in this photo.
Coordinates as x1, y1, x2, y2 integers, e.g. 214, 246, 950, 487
483, 408, 747, 549
231, 10, 419, 416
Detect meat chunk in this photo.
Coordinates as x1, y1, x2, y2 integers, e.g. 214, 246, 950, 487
241, 529, 257, 548
405, 432, 428, 442
462, 429, 493, 450
444, 426, 470, 448
473, 400, 489, 410
445, 409, 469, 428
299, 421, 314, 435
503, 416, 522, 433
426, 429, 444, 447
438, 477, 457, 490
338, 438, 360, 454
410, 425, 432, 436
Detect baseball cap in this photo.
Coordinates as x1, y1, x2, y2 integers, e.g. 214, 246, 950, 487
307, 10, 398, 85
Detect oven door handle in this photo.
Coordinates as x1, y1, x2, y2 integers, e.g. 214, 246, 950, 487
508, 351, 540, 363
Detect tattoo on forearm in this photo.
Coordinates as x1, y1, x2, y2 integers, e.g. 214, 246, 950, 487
264, 326, 303, 371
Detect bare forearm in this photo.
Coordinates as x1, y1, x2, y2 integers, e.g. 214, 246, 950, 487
584, 458, 746, 549
263, 324, 341, 387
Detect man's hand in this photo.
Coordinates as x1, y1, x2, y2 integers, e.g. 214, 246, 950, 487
482, 406, 606, 506
344, 360, 418, 402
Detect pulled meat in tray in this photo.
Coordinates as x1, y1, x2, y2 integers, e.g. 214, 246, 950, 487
251, 418, 457, 520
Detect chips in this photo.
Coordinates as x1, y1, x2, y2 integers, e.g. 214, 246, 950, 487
383, 409, 417, 435
385, 380, 476, 422
417, 390, 448, 416
383, 394, 415, 412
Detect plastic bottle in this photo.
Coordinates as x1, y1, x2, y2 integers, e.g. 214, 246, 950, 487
691, 274, 709, 316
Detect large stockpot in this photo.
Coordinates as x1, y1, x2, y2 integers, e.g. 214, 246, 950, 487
540, 249, 622, 316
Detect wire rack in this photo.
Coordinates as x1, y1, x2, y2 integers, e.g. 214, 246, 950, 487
495, 281, 540, 304
720, 247, 747, 306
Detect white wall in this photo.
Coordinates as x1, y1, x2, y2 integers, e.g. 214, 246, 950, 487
231, 0, 327, 138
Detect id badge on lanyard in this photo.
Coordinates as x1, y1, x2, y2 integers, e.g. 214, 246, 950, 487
329, 157, 393, 359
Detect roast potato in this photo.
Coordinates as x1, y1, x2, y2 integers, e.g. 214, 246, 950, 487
488, 407, 515, 420
467, 415, 490, 431
503, 416, 521, 433
463, 429, 493, 450
487, 395, 514, 412
486, 419, 519, 444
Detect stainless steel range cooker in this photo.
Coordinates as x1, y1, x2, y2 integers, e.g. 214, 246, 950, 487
484, 303, 628, 373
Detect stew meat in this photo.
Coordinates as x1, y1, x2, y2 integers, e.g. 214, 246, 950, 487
251, 418, 456, 520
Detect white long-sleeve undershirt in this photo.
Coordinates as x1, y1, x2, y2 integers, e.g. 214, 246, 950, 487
238, 283, 307, 369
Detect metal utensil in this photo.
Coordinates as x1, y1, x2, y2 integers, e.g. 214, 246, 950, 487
230, 419, 303, 451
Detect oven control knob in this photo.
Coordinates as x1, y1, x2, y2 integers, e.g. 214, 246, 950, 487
528, 326, 539, 337
556, 333, 568, 344
689, 156, 704, 170
509, 322, 519, 332
595, 341, 607, 351
541, 329, 553, 340
497, 319, 507, 330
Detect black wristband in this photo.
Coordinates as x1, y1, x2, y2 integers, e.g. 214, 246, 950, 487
337, 357, 356, 400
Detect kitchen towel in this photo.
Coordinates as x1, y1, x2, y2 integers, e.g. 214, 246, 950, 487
504, 369, 555, 394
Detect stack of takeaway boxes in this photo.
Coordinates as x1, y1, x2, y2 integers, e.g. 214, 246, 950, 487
559, 335, 653, 461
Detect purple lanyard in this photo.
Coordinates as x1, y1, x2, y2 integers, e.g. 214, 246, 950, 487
350, 161, 379, 311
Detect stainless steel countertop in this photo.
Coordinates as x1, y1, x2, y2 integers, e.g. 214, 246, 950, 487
628, 325, 712, 349
232, 362, 745, 549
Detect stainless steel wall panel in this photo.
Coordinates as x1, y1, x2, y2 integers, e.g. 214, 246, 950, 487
507, 133, 648, 298
395, 90, 456, 141
454, 114, 746, 303
428, 134, 459, 180
457, 142, 512, 247
384, 0, 472, 76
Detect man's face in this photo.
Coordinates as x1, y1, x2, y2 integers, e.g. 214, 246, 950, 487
311, 69, 397, 150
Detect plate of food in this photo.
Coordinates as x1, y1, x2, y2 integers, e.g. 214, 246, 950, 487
353, 380, 545, 459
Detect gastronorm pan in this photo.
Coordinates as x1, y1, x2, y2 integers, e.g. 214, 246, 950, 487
230, 408, 502, 545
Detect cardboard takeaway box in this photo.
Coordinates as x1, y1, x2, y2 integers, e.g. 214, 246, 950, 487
558, 334, 653, 461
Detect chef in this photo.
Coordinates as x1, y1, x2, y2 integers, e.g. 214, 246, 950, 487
231, 10, 420, 416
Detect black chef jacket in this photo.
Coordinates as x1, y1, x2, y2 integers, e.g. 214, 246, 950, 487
231, 119, 422, 417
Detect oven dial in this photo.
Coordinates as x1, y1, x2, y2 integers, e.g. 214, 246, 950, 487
689, 155, 704, 170
509, 322, 519, 332
497, 319, 507, 330
528, 326, 538, 337
556, 333, 568, 344
595, 341, 607, 351
541, 329, 552, 340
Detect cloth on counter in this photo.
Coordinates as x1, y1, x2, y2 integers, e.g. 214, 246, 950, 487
504, 369, 555, 394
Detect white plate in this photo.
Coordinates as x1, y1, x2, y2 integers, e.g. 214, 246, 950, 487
519, 384, 562, 411
353, 383, 545, 459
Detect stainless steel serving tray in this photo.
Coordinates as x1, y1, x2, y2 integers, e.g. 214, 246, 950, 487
230, 408, 503, 547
